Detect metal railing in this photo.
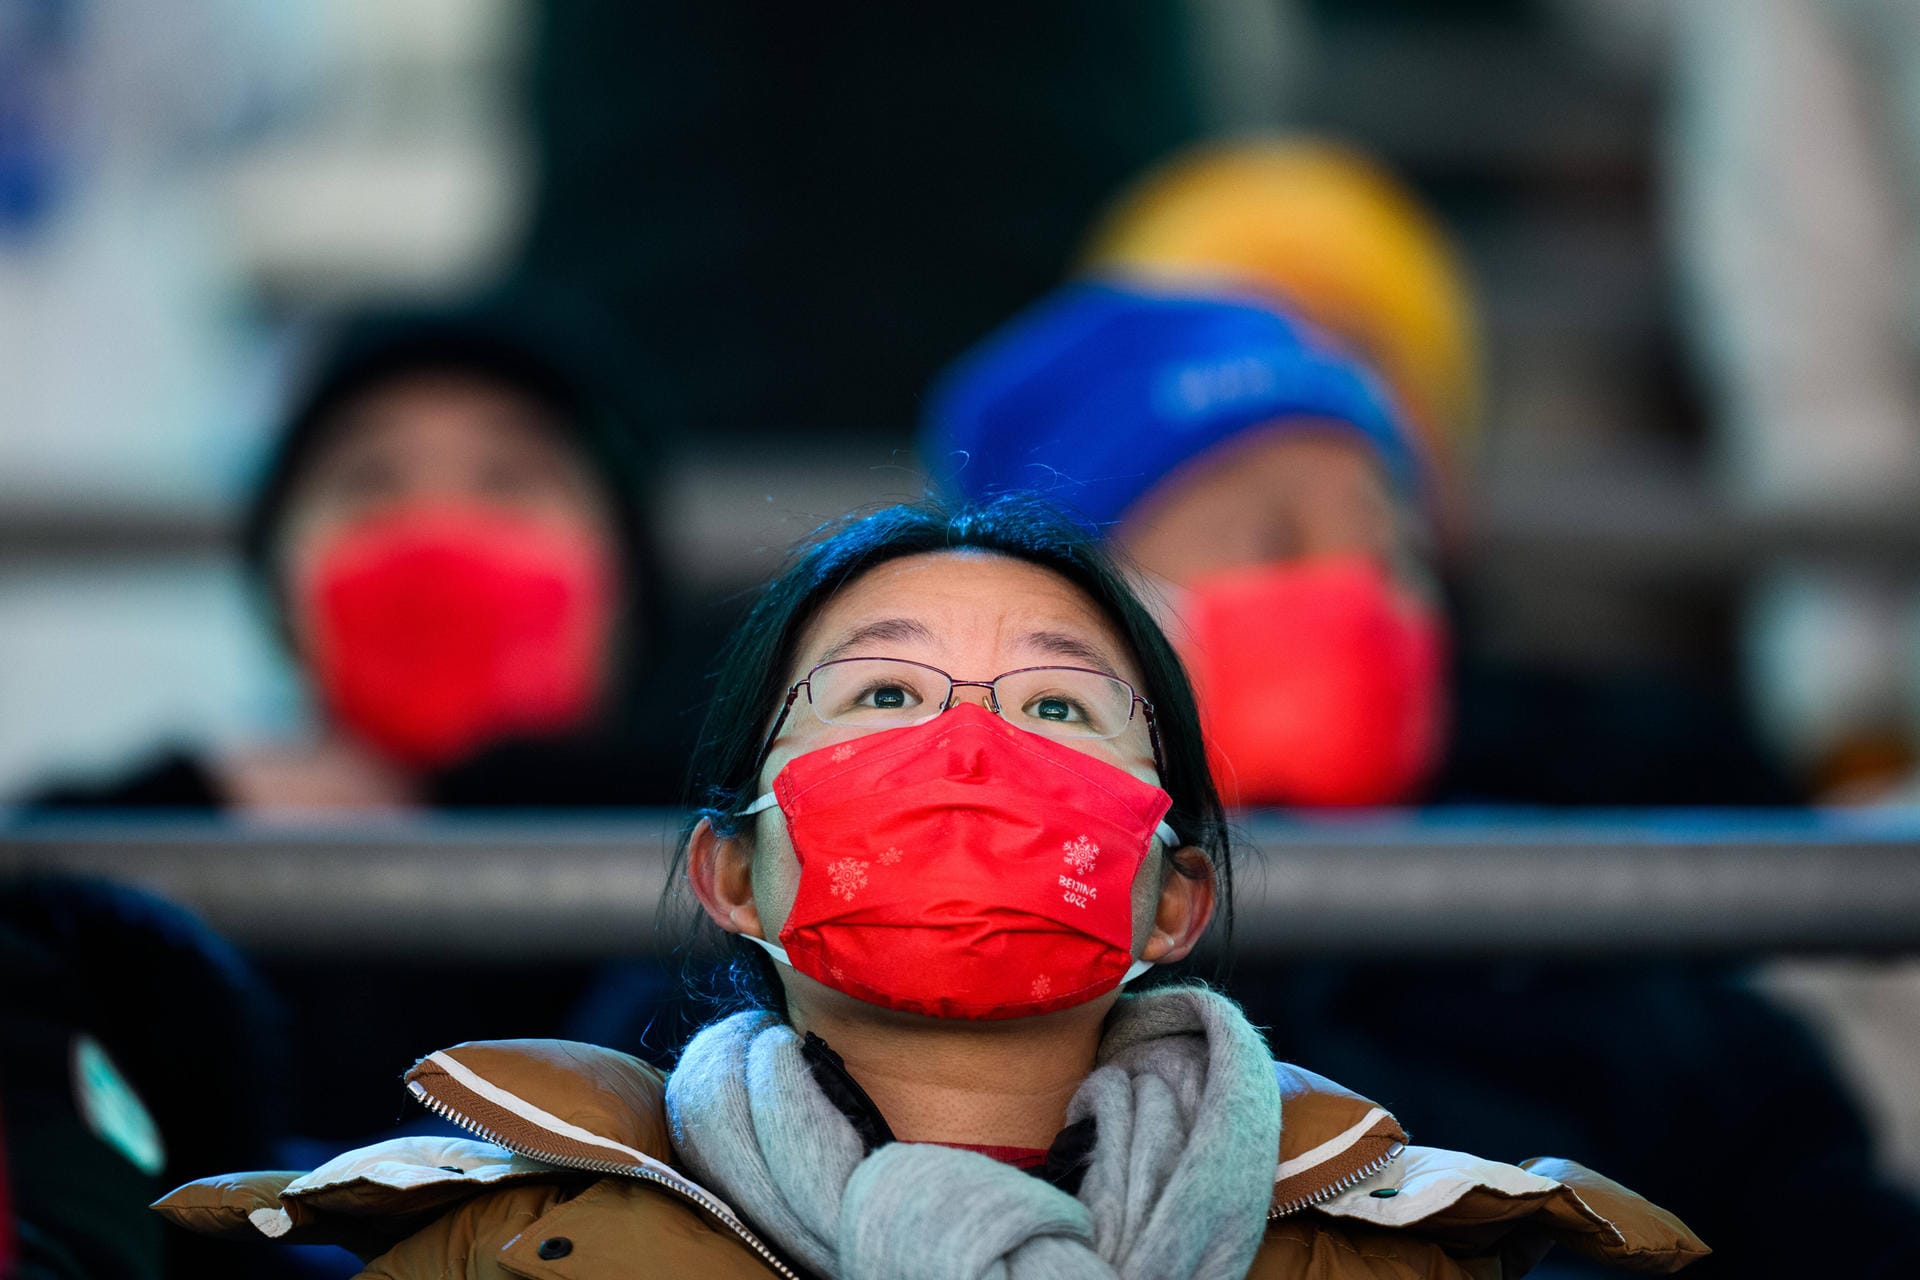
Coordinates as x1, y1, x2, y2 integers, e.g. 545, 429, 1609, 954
5, 810, 1920, 958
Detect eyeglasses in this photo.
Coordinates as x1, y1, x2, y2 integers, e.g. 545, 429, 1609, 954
754, 656, 1165, 777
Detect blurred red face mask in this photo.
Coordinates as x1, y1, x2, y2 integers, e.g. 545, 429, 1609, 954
1175, 556, 1447, 807
298, 503, 617, 769
737, 704, 1178, 1019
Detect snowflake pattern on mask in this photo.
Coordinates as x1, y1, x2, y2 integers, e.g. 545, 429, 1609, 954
1031, 975, 1053, 999
878, 845, 905, 866
828, 858, 869, 901
1062, 836, 1100, 875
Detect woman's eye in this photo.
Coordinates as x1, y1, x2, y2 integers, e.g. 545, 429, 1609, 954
318, 455, 405, 504
475, 448, 573, 502
476, 461, 538, 499
1027, 694, 1085, 723
858, 683, 917, 710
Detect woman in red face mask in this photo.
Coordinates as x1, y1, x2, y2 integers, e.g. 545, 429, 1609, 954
29, 298, 668, 813
919, 137, 1482, 811
247, 302, 675, 812
923, 280, 1445, 808
1114, 427, 1444, 809
157, 499, 1703, 1278
261, 365, 621, 807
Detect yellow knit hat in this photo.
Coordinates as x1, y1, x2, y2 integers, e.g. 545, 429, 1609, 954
1082, 137, 1482, 458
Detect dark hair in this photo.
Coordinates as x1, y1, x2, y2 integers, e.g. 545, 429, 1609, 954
668, 494, 1232, 1015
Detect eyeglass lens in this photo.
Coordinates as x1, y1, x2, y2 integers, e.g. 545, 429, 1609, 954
805, 657, 1137, 741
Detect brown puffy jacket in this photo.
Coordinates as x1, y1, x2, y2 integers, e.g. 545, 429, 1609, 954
156, 1039, 1706, 1278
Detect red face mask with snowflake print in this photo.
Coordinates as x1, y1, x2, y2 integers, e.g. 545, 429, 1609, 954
735, 703, 1178, 1019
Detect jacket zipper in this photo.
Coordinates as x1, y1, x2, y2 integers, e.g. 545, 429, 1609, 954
1267, 1142, 1406, 1220
408, 1081, 803, 1280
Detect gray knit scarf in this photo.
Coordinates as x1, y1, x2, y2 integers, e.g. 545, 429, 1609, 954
664, 986, 1281, 1280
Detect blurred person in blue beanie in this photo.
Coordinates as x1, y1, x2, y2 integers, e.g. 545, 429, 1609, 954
917, 145, 1920, 1277
925, 279, 1446, 809
924, 280, 1425, 524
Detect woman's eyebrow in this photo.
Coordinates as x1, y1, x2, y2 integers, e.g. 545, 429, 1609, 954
1018, 629, 1122, 678
816, 617, 935, 664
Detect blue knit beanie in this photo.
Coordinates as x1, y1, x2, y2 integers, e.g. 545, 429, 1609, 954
921, 280, 1421, 531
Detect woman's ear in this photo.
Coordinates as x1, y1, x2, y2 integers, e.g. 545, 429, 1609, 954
1142, 846, 1216, 964
687, 816, 764, 939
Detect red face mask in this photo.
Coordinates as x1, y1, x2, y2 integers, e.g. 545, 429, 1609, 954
738, 704, 1177, 1020
1175, 556, 1447, 808
298, 503, 617, 769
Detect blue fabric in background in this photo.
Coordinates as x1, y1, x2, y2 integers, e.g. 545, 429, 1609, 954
921, 279, 1422, 529
0, 0, 77, 238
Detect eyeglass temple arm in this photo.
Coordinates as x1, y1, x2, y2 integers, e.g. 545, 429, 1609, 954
750, 683, 808, 776
1139, 698, 1170, 789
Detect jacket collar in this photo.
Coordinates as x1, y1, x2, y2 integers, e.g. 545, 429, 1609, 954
162, 1037, 1703, 1276
158, 1036, 1704, 1276
406, 1040, 679, 1170
404, 1037, 1406, 1216
1268, 1062, 1409, 1216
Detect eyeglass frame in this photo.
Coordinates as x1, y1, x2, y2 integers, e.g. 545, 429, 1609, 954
751, 655, 1167, 779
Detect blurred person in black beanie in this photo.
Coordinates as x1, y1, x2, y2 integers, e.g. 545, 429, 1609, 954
21, 288, 709, 1163
29, 285, 689, 813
